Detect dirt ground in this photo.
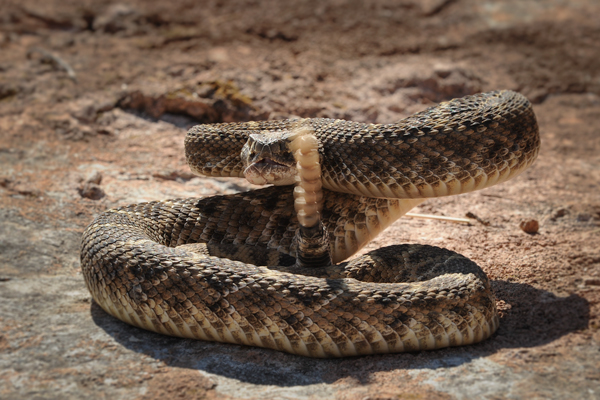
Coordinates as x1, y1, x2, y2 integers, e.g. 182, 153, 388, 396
1, 0, 599, 399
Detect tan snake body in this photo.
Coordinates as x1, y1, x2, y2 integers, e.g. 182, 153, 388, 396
81, 90, 540, 357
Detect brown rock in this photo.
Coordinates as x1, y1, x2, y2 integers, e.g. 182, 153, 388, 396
520, 219, 540, 234
86, 171, 103, 185
79, 183, 105, 200
583, 277, 600, 287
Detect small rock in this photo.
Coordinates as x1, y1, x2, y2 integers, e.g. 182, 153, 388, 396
0, 177, 11, 188
583, 277, 600, 287
0, 83, 20, 100
79, 183, 105, 200
520, 219, 539, 234
96, 126, 115, 135
152, 170, 196, 182
551, 208, 569, 220
14, 184, 42, 197
93, 4, 139, 34
86, 171, 102, 185
577, 213, 592, 222
433, 63, 453, 79
72, 103, 98, 123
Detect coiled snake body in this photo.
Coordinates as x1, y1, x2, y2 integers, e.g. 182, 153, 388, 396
81, 91, 539, 357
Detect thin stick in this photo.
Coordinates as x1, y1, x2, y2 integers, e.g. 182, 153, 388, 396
405, 212, 471, 224
27, 47, 77, 82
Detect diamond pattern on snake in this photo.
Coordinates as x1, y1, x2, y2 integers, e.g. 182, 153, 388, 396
81, 90, 540, 357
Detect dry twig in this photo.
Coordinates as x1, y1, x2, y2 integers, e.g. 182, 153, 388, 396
27, 47, 77, 82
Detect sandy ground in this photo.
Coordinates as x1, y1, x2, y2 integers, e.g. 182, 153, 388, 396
1, 0, 599, 399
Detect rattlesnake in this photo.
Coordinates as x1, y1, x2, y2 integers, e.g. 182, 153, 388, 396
81, 90, 539, 357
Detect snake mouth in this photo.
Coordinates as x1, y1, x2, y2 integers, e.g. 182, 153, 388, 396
252, 157, 289, 168
244, 158, 296, 186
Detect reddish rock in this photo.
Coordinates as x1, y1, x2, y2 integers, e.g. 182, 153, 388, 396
520, 219, 540, 234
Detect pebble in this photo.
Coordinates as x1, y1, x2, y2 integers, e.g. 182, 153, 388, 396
79, 172, 105, 200
583, 277, 600, 287
87, 171, 103, 185
551, 208, 569, 220
520, 219, 539, 234
79, 183, 105, 200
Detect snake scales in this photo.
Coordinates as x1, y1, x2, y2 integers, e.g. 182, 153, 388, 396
81, 90, 539, 357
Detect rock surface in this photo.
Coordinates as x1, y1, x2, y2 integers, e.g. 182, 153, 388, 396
1, 0, 599, 399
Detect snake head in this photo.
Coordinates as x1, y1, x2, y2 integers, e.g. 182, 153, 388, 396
241, 131, 298, 185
